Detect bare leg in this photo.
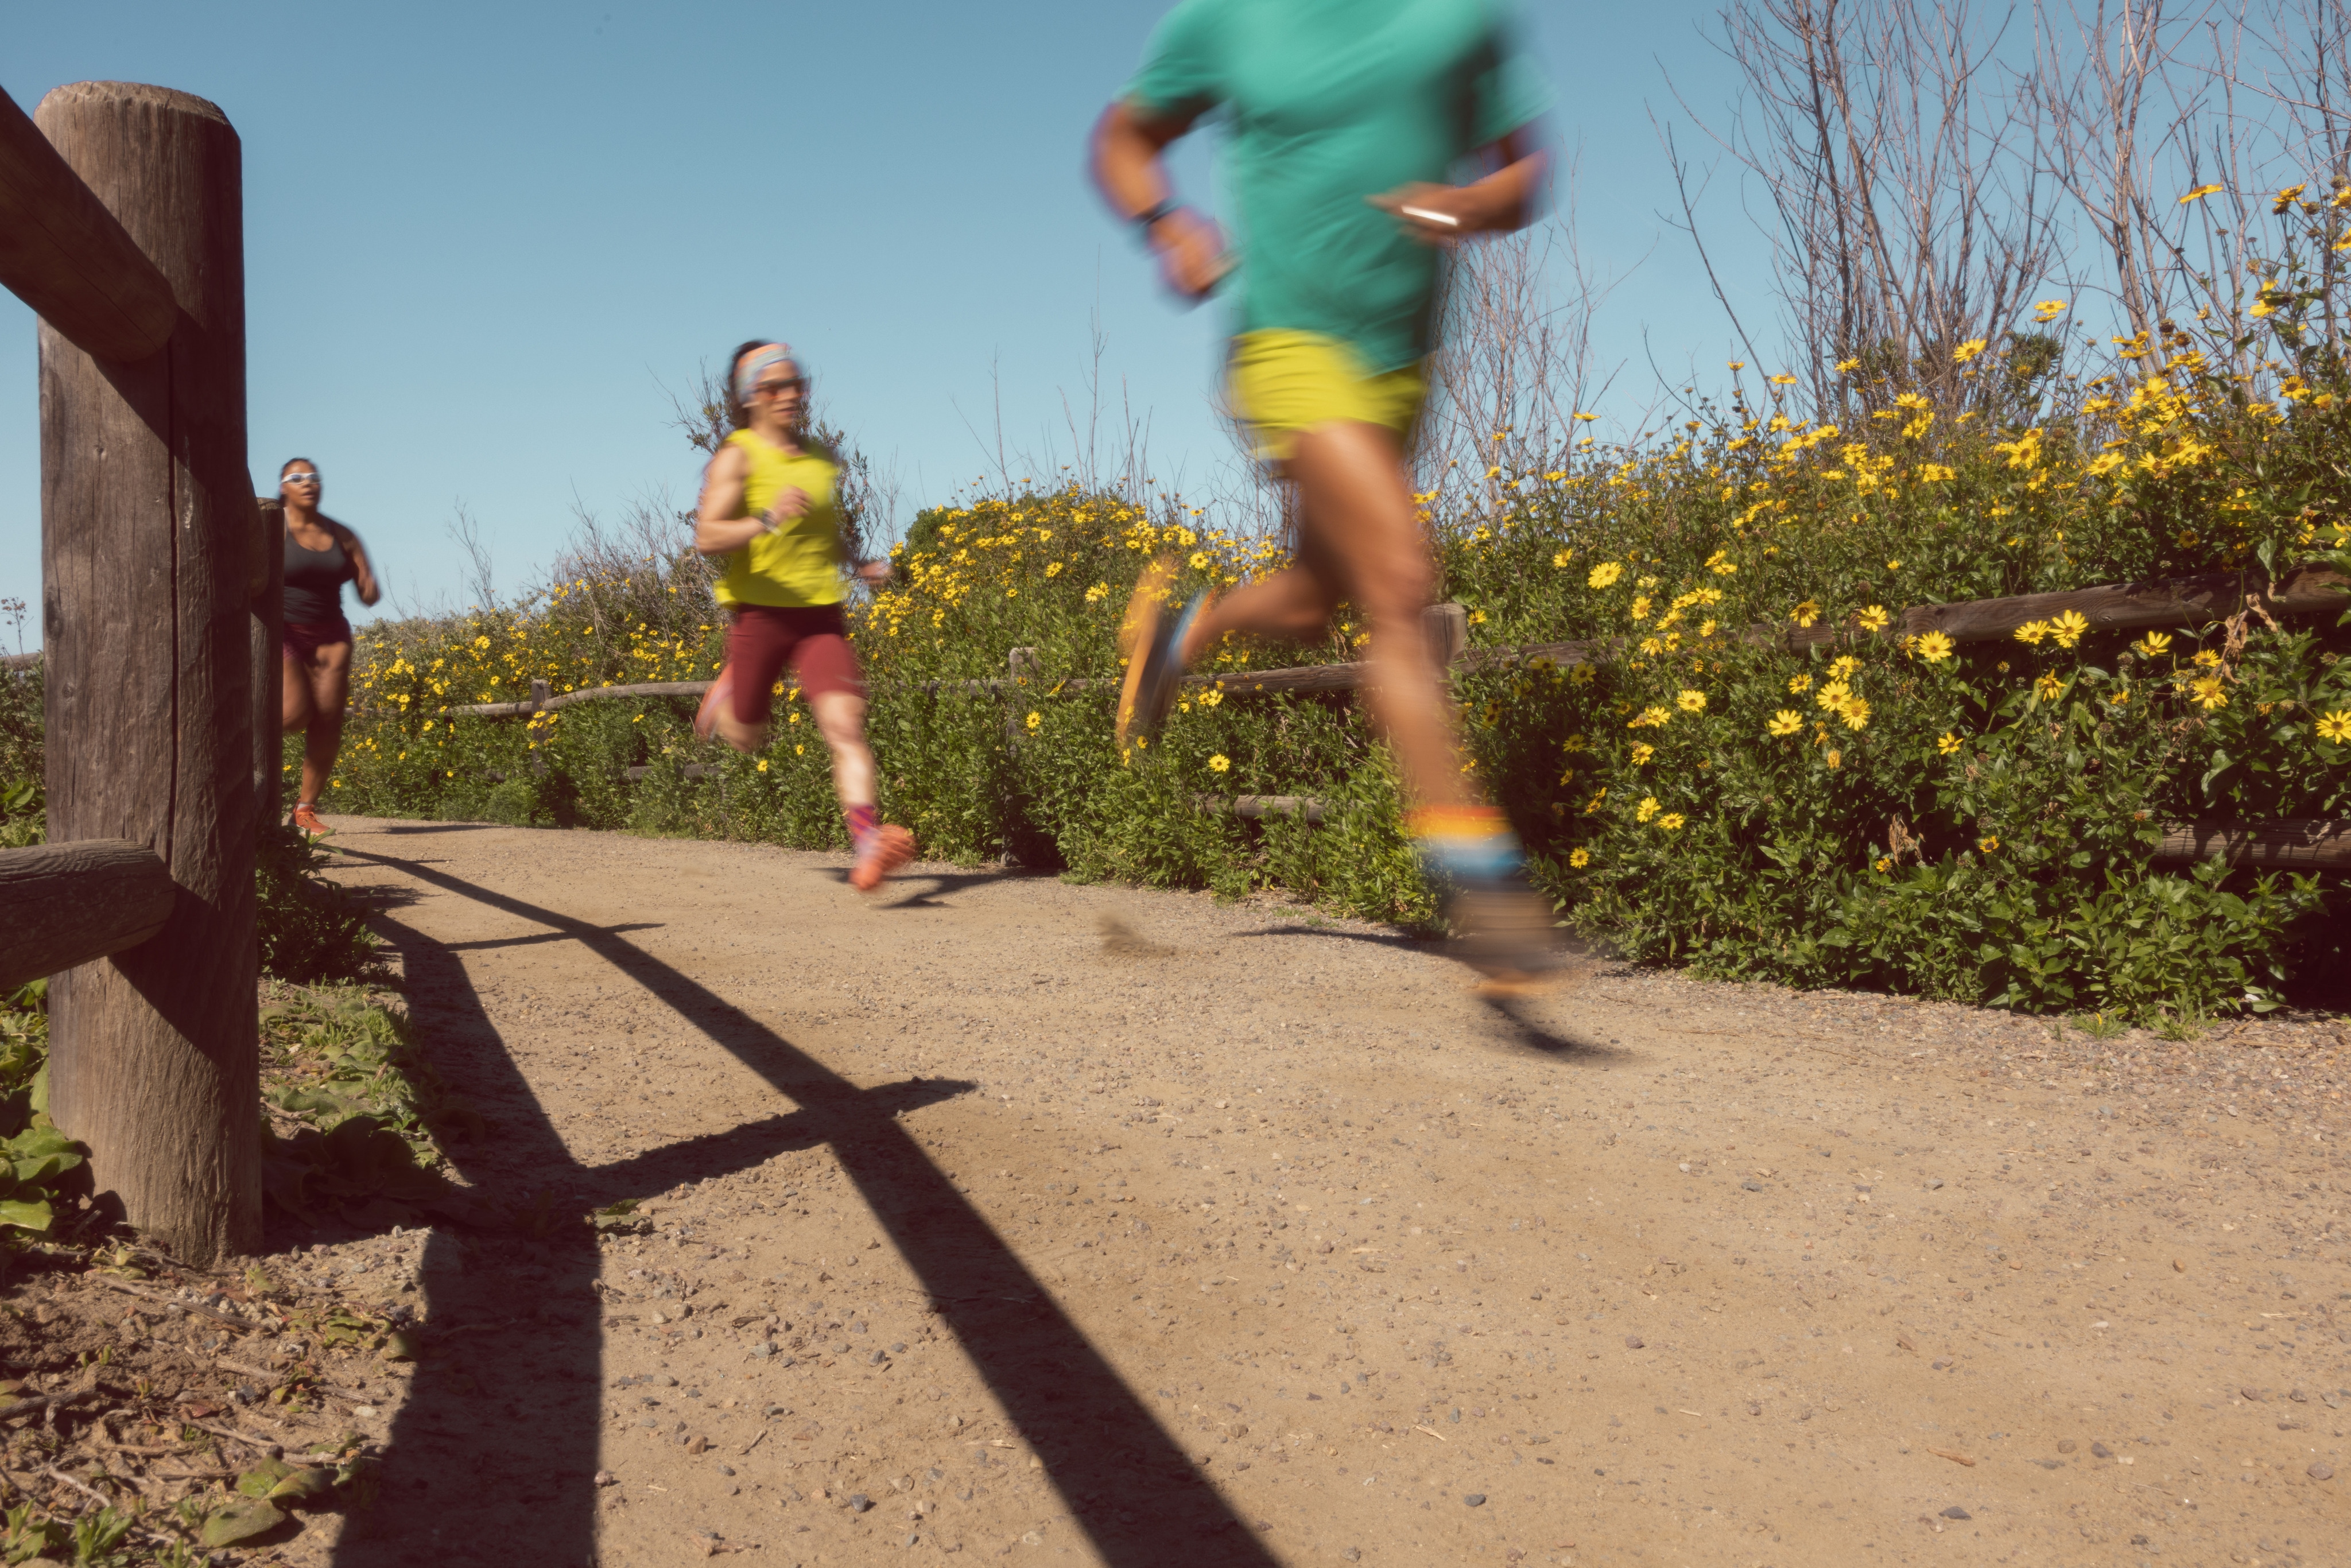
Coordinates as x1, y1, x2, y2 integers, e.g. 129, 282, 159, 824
812, 690, 877, 808
714, 712, 769, 754
299, 643, 352, 806
281, 650, 315, 733
1185, 421, 1470, 811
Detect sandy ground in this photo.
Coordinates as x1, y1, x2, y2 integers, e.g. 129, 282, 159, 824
302, 813, 2347, 1568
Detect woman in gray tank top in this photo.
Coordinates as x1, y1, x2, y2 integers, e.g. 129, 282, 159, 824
275, 458, 380, 836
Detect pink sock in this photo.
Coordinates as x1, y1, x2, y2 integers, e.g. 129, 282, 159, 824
845, 802, 879, 852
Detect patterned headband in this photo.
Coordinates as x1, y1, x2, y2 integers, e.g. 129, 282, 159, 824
733, 343, 799, 406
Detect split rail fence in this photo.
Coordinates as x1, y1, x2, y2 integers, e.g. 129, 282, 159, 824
0, 80, 266, 1263
404, 568, 2351, 870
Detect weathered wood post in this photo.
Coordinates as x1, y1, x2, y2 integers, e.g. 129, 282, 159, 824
36, 82, 259, 1262
252, 499, 284, 838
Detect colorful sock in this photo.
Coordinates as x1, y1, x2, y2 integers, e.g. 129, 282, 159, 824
1406, 804, 1523, 883
845, 802, 879, 853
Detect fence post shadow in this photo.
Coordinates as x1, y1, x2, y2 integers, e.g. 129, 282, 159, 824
331, 844, 1283, 1567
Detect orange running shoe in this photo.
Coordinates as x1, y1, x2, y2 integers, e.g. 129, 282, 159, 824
848, 824, 916, 892
693, 667, 734, 742
290, 802, 329, 837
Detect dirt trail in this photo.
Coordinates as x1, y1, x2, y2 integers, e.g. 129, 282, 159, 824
310, 814, 2346, 1568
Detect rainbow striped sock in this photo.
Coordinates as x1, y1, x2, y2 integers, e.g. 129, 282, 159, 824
845, 802, 879, 853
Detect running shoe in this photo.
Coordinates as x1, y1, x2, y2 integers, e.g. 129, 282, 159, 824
692, 667, 734, 742
848, 823, 917, 892
290, 802, 329, 837
1443, 872, 1570, 997
1116, 557, 1212, 752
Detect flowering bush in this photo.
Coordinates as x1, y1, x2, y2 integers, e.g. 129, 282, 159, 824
311, 193, 2351, 1020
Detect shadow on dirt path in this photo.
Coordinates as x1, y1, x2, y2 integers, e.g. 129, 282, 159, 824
332, 843, 1281, 1568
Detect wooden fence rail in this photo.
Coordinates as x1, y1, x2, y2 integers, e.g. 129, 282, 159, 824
405, 565, 2350, 720
0, 841, 173, 991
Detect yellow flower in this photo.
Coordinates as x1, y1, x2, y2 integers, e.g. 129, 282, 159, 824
1875, 856, 1895, 873
1769, 373, 1798, 386
1630, 706, 1674, 729
2031, 299, 2068, 322
1676, 689, 1707, 713
1630, 595, 1652, 621
2050, 609, 2090, 648
2179, 183, 2223, 204
1837, 696, 1871, 730
1835, 356, 1860, 372
1824, 750, 1842, 770
1635, 797, 1661, 823
1914, 630, 1955, 662
756, 759, 770, 773
1630, 743, 1656, 764
1952, 338, 1988, 363
1658, 813, 1685, 831
1856, 604, 1890, 632
1026, 711, 1042, 731
1208, 753, 1231, 773
2014, 620, 2051, 647
2035, 672, 2065, 703
1569, 848, 1592, 868
1584, 788, 1608, 814
1937, 731, 1962, 755
1189, 552, 1211, 570
1553, 549, 1574, 569
1085, 583, 1109, 603
1787, 673, 1813, 694
2192, 649, 2221, 668
1045, 561, 1064, 577
1705, 550, 1737, 576
2186, 674, 2229, 710
1767, 711, 1803, 736
2317, 710, 2351, 742
1588, 561, 1624, 589
1792, 600, 1822, 627
1978, 835, 1999, 853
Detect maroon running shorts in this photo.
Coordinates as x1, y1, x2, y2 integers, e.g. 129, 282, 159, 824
725, 603, 864, 724
282, 618, 352, 662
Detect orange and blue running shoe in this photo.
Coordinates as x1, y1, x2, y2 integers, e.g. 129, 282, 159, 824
1116, 556, 1213, 752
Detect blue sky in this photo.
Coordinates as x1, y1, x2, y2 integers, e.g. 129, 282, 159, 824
1, 0, 1764, 637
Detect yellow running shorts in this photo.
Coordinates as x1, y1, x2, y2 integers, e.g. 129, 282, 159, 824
1225, 330, 1427, 467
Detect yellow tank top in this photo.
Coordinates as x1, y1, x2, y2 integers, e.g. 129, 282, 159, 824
713, 429, 847, 608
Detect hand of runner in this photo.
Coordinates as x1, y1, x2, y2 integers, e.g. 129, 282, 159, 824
1369, 182, 1483, 243
763, 486, 810, 530
1147, 207, 1232, 302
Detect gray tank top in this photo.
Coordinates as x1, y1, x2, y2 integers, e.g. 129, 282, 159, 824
283, 525, 355, 626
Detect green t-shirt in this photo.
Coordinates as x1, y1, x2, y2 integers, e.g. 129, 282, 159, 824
1127, 0, 1553, 374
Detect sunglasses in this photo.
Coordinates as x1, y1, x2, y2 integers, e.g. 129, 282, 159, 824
283, 472, 321, 484
753, 378, 808, 398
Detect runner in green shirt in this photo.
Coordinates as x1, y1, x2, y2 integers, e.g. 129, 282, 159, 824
1091, 0, 1565, 993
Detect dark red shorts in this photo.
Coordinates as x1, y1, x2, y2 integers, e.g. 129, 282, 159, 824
725, 603, 864, 724
283, 618, 352, 662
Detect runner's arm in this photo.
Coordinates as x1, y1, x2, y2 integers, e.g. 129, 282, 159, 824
1090, 100, 1229, 301
1369, 123, 1552, 242
695, 445, 769, 555
339, 526, 383, 607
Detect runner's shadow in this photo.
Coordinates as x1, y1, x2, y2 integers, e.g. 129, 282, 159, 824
329, 841, 1282, 1568
816, 865, 1044, 911
1235, 922, 1436, 953
1479, 996, 1630, 1061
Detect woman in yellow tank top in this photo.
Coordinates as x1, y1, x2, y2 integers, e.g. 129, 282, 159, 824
693, 341, 914, 891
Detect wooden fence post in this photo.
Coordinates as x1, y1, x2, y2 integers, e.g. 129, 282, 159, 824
1423, 601, 1468, 672
251, 499, 282, 839
37, 82, 259, 1263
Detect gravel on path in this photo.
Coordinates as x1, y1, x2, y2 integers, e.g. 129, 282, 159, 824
313, 814, 2347, 1568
